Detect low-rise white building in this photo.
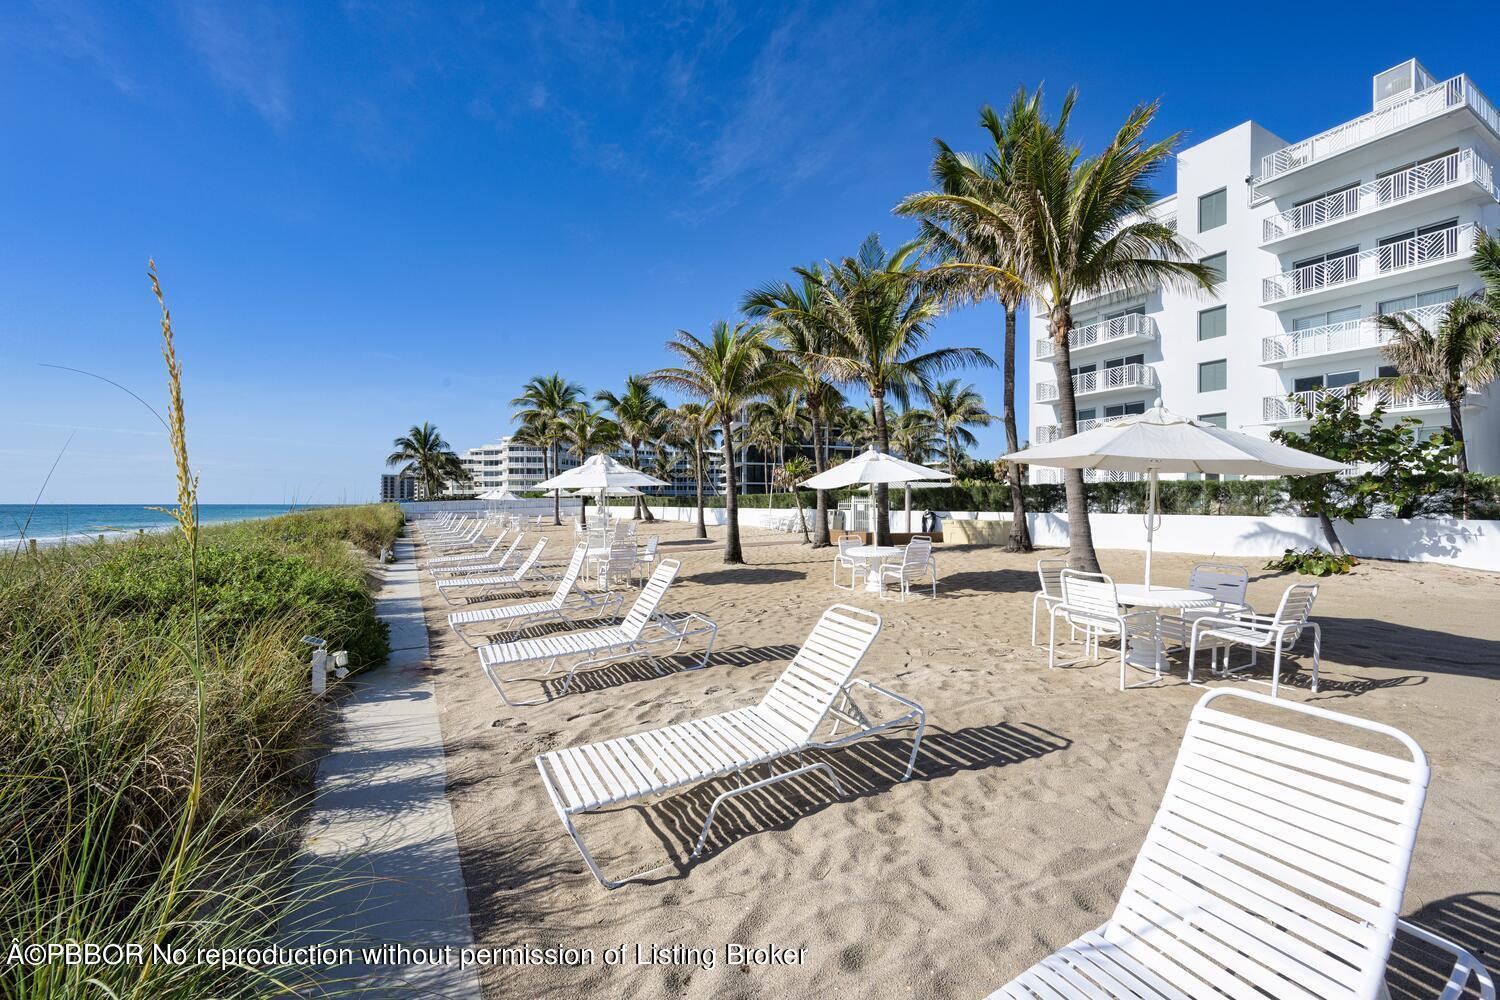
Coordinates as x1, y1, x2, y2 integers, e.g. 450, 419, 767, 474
1029, 59, 1500, 481
459, 437, 577, 494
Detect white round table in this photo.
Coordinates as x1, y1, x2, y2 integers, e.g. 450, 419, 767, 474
845, 545, 903, 593
1114, 586, 1215, 673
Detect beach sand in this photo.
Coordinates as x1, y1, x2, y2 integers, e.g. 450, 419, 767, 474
413, 517, 1500, 999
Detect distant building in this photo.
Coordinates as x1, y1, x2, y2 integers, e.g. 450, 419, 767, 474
380, 472, 421, 502
459, 436, 579, 494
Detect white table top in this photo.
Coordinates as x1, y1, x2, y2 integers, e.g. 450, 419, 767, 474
846, 545, 903, 559
1115, 585, 1216, 609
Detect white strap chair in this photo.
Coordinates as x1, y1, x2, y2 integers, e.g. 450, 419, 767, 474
595, 540, 637, 591
1050, 570, 1160, 690
447, 543, 624, 647
875, 537, 937, 601
434, 538, 550, 605
984, 689, 1493, 1000
633, 535, 660, 584
1157, 561, 1251, 648
428, 534, 523, 579
1030, 558, 1069, 647
535, 604, 924, 888
832, 534, 866, 590
425, 527, 510, 571
1189, 582, 1322, 697
476, 560, 717, 707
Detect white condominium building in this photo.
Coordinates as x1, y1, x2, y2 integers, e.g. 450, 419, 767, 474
460, 437, 578, 493
1028, 60, 1500, 481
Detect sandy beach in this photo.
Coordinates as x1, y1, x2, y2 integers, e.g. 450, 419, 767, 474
414, 518, 1500, 999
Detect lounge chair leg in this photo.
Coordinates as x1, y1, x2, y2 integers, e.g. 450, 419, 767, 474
1310, 624, 1321, 693
691, 761, 844, 859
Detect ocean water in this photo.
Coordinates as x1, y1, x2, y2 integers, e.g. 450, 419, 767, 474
0, 504, 315, 545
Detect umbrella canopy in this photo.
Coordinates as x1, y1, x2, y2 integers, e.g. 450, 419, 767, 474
570, 486, 643, 497
535, 454, 669, 491
476, 488, 517, 502
1002, 406, 1344, 585
800, 448, 954, 490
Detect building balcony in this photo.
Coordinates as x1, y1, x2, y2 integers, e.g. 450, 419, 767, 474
1261, 149, 1499, 249
1260, 303, 1446, 368
1032, 416, 1127, 444
1261, 223, 1477, 308
1036, 363, 1156, 403
1035, 313, 1158, 361
1029, 467, 1144, 484
1253, 74, 1500, 196
1262, 384, 1484, 424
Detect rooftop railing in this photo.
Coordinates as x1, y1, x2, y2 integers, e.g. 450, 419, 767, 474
1262, 223, 1475, 304
1036, 363, 1156, 403
1256, 75, 1500, 186
1035, 313, 1158, 361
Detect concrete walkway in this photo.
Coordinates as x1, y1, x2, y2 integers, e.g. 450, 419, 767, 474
289, 539, 482, 999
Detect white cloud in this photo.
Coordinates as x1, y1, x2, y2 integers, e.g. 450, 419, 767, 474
175, 0, 294, 128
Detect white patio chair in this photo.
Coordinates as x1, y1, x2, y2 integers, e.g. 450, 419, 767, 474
983, 688, 1494, 1000
1157, 561, 1251, 648
534, 514, 545, 527
1189, 582, 1322, 697
448, 542, 625, 647
633, 535, 660, 584
428, 534, 523, 578
476, 560, 717, 707
425, 527, 510, 570
832, 534, 866, 590
875, 537, 937, 601
1030, 558, 1069, 647
595, 540, 637, 591
1050, 569, 1159, 690
434, 538, 550, 605
535, 604, 925, 888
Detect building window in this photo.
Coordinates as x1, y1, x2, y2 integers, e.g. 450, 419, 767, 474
1200, 252, 1226, 283
1198, 359, 1227, 392
1198, 188, 1227, 232
1198, 413, 1227, 428
1198, 306, 1227, 341
1378, 285, 1458, 315
1104, 401, 1146, 418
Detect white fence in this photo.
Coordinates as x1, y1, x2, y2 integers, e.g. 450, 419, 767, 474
622, 504, 1500, 573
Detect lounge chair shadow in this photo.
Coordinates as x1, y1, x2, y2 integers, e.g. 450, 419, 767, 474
1387, 891, 1499, 999
624, 720, 1070, 884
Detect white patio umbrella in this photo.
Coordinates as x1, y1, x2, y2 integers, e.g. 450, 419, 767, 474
536, 454, 668, 525
801, 448, 953, 537
476, 487, 517, 514
1002, 405, 1343, 586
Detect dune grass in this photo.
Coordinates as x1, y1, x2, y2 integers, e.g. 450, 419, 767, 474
0, 504, 403, 999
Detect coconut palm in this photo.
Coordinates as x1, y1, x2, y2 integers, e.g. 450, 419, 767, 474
743, 265, 845, 547
999, 87, 1218, 571
1474, 227, 1500, 305
1373, 294, 1500, 474
894, 91, 1041, 551
646, 321, 795, 564
838, 404, 878, 449
772, 455, 814, 543
670, 402, 716, 540
923, 379, 993, 476
511, 374, 584, 525
385, 421, 465, 499
798, 235, 993, 545
560, 405, 621, 528
746, 388, 807, 508
595, 375, 668, 522
890, 407, 941, 528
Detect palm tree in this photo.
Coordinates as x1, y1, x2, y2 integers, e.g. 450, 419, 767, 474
799, 235, 994, 545
772, 455, 814, 543
838, 404, 878, 449
385, 421, 465, 499
595, 375, 668, 522
511, 374, 584, 525
743, 265, 844, 547
560, 405, 621, 528
646, 321, 794, 564
894, 91, 1042, 552
890, 407, 941, 530
1475, 228, 1500, 305
999, 87, 1218, 571
746, 388, 806, 508
924, 378, 993, 476
1373, 294, 1500, 474
670, 402, 716, 540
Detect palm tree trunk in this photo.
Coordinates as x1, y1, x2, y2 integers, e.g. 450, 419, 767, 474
1448, 395, 1469, 474
1050, 305, 1099, 573
722, 418, 743, 563
871, 389, 891, 546
795, 488, 811, 543
693, 441, 707, 539
810, 410, 830, 548
550, 443, 562, 526
1002, 303, 1033, 553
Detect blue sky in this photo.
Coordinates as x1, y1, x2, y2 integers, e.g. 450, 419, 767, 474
0, 1, 1475, 502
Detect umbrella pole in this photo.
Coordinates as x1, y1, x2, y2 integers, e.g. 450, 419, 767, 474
1145, 469, 1158, 588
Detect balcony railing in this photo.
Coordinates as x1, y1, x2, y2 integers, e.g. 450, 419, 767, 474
1262, 223, 1475, 304
1256, 75, 1500, 186
1035, 313, 1157, 360
1261, 150, 1497, 243
1033, 416, 1125, 444
1260, 303, 1446, 364
1036, 363, 1156, 402
1262, 384, 1466, 422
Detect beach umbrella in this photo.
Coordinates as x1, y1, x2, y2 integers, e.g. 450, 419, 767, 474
801, 448, 953, 537
476, 487, 516, 514
536, 454, 668, 525
1001, 405, 1343, 585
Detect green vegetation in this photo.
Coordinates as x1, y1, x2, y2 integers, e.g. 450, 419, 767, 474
0, 504, 402, 1000
1265, 549, 1360, 577
386, 421, 469, 498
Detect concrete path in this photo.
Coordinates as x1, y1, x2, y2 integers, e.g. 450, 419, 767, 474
288, 539, 482, 999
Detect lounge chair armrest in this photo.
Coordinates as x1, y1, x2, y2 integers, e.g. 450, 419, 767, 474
1395, 918, 1495, 1000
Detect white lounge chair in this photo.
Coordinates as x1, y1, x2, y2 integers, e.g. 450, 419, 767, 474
875, 537, 937, 601
434, 538, 550, 605
447, 543, 625, 648
428, 520, 483, 549
1030, 558, 1068, 647
1049, 569, 1159, 690
428, 534, 524, 578
475, 559, 717, 706
425, 528, 511, 570
983, 689, 1494, 1000
1189, 582, 1322, 697
535, 604, 925, 888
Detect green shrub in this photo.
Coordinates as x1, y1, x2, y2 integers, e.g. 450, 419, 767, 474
1265, 548, 1360, 576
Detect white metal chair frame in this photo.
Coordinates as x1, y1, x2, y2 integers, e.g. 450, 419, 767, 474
447, 543, 625, 648
1157, 561, 1252, 648
832, 534, 867, 590
632, 535, 660, 585
1049, 569, 1160, 690
875, 537, 937, 601
984, 688, 1494, 1000
1029, 558, 1069, 647
1189, 582, 1322, 697
595, 539, 638, 591
535, 605, 926, 889
476, 560, 718, 707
